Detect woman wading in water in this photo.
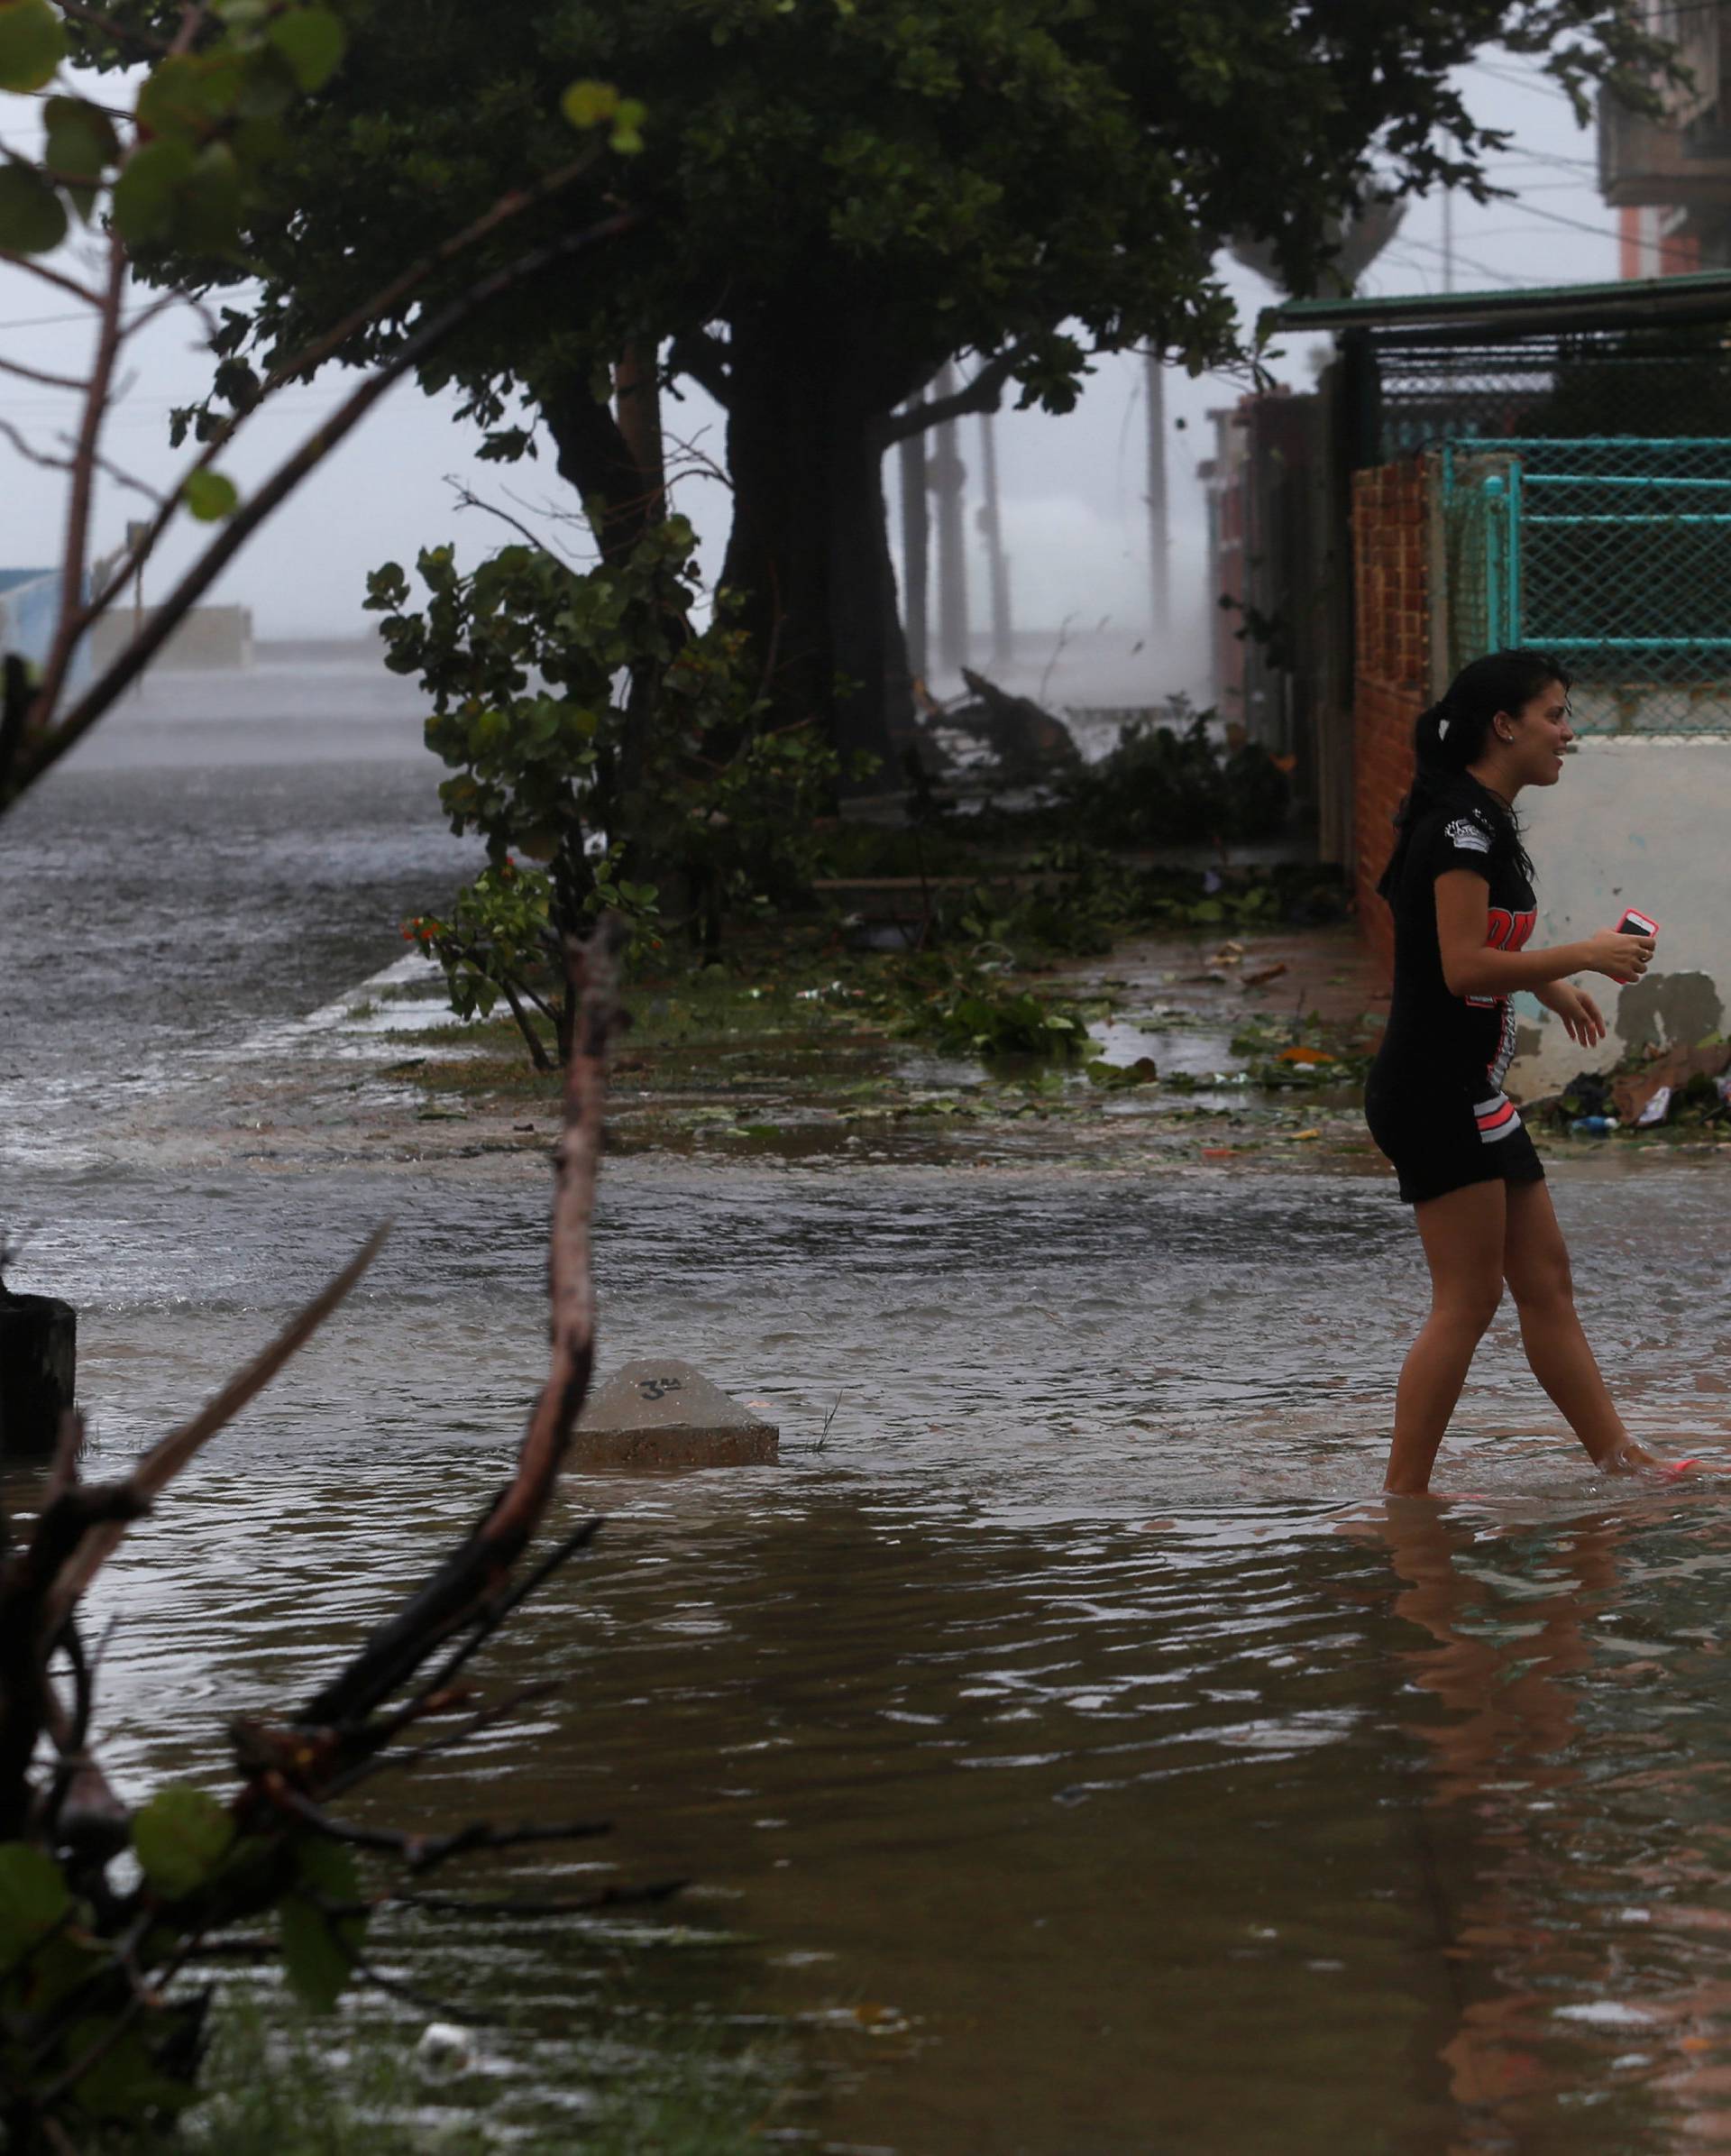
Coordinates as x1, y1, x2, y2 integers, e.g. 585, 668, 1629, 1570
1365, 649, 1663, 1497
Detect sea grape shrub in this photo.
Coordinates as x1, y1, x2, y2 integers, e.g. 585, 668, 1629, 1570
0, 0, 348, 266
0, 1788, 367, 2141
372, 516, 847, 1061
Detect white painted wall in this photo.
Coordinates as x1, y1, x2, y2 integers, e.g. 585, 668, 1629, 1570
1511, 736, 1731, 1096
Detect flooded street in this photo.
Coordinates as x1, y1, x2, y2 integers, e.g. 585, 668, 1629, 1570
10, 677, 1731, 2151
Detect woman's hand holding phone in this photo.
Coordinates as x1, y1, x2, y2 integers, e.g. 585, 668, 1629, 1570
1583, 926, 1656, 984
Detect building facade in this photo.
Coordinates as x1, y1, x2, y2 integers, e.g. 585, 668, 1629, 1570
1602, 3, 1731, 273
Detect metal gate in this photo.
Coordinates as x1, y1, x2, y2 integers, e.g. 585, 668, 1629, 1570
1442, 436, 1731, 733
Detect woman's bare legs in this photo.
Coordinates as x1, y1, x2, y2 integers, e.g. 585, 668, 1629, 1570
1385, 1181, 1507, 1495
1501, 1179, 1653, 1472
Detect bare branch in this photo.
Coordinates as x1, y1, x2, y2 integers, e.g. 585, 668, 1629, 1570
44, 1410, 85, 1508
169, 2, 210, 60
116, 289, 198, 341
668, 326, 732, 408
487, 931, 612, 1546
447, 479, 578, 565
264, 1779, 611, 1871
298, 926, 620, 1729
324, 1518, 604, 1793
0, 252, 105, 307
380, 1879, 685, 1918
881, 349, 1026, 445
661, 425, 733, 495
12, 86, 134, 123
263, 149, 607, 398
30, 234, 129, 737
40, 1225, 389, 1633
0, 417, 72, 472
0, 353, 91, 392
80, 445, 167, 508
344, 1946, 491, 2026
19, 208, 640, 798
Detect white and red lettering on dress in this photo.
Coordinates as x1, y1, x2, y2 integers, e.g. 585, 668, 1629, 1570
1462, 905, 1538, 1096
1485, 906, 1536, 955
1465, 908, 1536, 1008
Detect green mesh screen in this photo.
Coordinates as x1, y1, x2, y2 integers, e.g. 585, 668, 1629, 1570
1442, 437, 1731, 735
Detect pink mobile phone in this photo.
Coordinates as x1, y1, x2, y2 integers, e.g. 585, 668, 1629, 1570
1615, 907, 1659, 940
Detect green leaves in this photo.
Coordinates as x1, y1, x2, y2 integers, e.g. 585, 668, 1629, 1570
44, 96, 118, 219
561, 77, 646, 153
562, 78, 617, 127
66, 2017, 200, 2122
133, 1786, 236, 1899
268, 5, 346, 92
0, 161, 67, 253
0, 0, 63, 92
136, 52, 246, 142
279, 1836, 363, 2012
113, 138, 194, 244
5, 2, 351, 259
0, 1842, 70, 1967
181, 468, 240, 520
365, 561, 410, 611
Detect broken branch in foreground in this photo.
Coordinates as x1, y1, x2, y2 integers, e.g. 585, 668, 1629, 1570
0, 925, 627, 2151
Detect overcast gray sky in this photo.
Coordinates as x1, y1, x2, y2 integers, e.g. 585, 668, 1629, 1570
0, 48, 1623, 702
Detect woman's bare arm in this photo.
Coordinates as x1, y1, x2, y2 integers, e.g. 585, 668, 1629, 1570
1433, 870, 1653, 998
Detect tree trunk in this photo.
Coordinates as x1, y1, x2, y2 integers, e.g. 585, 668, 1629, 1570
719, 319, 911, 794
614, 339, 665, 520
538, 369, 656, 566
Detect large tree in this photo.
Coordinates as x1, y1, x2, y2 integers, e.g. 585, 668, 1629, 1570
103, 0, 1668, 778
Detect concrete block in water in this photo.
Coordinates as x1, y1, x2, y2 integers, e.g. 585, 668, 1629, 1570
0, 1295, 77, 1460
576, 1358, 777, 1470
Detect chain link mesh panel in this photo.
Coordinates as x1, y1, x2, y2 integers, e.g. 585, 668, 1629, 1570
1378, 328, 1731, 454
1441, 451, 1516, 683
1378, 325, 1731, 734
1444, 437, 1731, 734
1514, 436, 1731, 733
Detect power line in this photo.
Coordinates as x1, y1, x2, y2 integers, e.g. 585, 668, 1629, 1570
1514, 194, 1697, 257
1483, 148, 1599, 170
1465, 58, 1589, 106
0, 301, 154, 333
1386, 235, 1527, 288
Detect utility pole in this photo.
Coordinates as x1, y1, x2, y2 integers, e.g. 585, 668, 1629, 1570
1145, 352, 1169, 644
975, 409, 1013, 670
125, 518, 151, 692
1442, 188, 1455, 294
930, 359, 970, 678
898, 399, 929, 684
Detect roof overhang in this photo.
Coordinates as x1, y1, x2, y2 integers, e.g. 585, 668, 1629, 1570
1270, 269, 1731, 341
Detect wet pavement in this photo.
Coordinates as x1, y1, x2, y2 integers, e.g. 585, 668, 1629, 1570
9, 681, 1731, 2151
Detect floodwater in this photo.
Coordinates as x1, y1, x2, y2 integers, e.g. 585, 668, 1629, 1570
9, 672, 1731, 2151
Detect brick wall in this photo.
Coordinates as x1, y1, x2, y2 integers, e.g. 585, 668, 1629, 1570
1351, 456, 1430, 980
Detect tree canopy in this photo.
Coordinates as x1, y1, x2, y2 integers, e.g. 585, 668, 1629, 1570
99, 0, 1673, 767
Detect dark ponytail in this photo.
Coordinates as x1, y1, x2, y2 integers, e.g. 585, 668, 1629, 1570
1376, 647, 1568, 900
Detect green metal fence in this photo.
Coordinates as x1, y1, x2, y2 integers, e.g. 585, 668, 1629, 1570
1442, 436, 1731, 734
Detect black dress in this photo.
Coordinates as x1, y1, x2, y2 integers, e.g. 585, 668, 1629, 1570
1364, 787, 1546, 1206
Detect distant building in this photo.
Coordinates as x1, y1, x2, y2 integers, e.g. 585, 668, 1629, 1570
88, 603, 254, 673
1600, 3, 1731, 273
0, 568, 78, 678
1198, 381, 1357, 862
1, 578, 252, 684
